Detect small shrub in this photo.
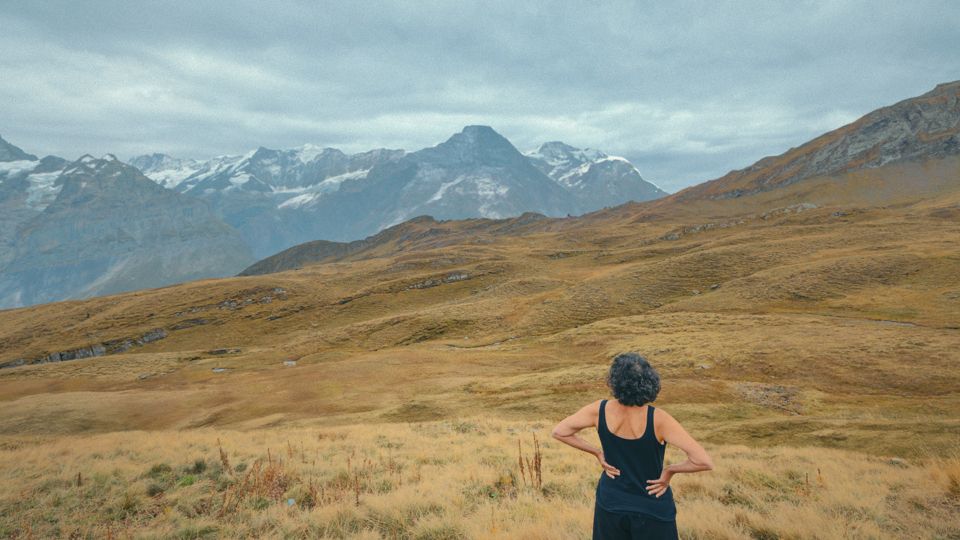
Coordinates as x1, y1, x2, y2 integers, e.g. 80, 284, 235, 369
147, 463, 173, 479
109, 491, 140, 520
174, 524, 219, 539
452, 421, 480, 434
414, 524, 468, 540
178, 475, 197, 487
185, 459, 207, 475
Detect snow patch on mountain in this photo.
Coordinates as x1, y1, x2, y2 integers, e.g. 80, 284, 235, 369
24, 171, 63, 211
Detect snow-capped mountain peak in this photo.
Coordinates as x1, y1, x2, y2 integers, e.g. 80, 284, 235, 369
526, 140, 667, 205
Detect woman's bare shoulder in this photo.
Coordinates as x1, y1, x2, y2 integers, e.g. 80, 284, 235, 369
652, 404, 677, 422
582, 398, 604, 414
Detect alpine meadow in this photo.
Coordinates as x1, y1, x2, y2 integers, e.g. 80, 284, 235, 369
1, 3, 959, 539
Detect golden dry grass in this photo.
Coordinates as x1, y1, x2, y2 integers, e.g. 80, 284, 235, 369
1, 420, 958, 539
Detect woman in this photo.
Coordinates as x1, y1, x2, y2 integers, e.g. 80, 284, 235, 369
551, 352, 714, 540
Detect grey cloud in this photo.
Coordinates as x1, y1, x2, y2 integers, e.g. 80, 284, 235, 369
1, 0, 958, 192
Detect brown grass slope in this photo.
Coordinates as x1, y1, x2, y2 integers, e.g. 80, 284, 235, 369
0, 155, 957, 450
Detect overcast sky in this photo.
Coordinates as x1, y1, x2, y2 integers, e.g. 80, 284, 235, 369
1, 1, 958, 192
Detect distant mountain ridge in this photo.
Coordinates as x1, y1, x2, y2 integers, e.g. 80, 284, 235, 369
129, 126, 665, 251
672, 80, 960, 202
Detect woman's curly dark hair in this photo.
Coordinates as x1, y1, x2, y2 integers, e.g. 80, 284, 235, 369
606, 352, 661, 406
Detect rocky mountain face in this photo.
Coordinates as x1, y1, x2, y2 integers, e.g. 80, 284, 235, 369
291, 126, 578, 241
0, 152, 252, 308
131, 146, 407, 257
674, 80, 960, 201
526, 141, 668, 210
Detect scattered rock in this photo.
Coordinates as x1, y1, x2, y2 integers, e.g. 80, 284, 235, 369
760, 202, 818, 220
168, 318, 211, 330
283, 360, 297, 367
404, 272, 472, 290
710, 283, 720, 290
735, 382, 803, 415
207, 348, 241, 355
887, 458, 909, 468
691, 289, 701, 295
211, 367, 229, 373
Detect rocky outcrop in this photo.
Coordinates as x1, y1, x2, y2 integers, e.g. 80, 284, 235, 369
0, 328, 168, 369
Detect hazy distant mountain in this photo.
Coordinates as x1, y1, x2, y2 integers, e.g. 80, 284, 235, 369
132, 126, 664, 249
0, 135, 38, 162
129, 146, 407, 257
0, 153, 252, 308
526, 141, 668, 211
292, 126, 578, 241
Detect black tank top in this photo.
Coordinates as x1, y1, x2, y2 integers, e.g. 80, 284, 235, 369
596, 399, 677, 521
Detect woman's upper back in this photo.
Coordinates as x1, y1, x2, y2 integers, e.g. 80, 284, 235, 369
595, 398, 676, 520
601, 398, 665, 442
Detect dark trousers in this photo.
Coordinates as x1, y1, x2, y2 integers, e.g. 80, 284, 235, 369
593, 501, 679, 540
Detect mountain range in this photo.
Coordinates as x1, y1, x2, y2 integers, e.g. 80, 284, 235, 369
130, 126, 666, 255
0, 128, 664, 308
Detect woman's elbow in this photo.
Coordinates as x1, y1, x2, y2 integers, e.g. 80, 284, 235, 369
693, 452, 714, 471
550, 425, 567, 440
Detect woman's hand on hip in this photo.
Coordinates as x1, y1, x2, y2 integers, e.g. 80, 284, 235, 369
596, 452, 620, 479
646, 469, 673, 497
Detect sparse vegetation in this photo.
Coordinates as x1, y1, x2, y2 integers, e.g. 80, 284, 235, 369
0, 422, 958, 538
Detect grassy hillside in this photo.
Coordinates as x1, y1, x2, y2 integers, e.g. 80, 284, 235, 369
0, 158, 958, 538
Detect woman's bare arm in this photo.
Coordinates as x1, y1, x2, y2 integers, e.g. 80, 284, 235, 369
646, 408, 713, 497
551, 400, 621, 478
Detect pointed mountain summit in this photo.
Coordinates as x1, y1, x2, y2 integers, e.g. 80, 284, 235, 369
0, 135, 38, 162
293, 125, 578, 241
417, 125, 532, 167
